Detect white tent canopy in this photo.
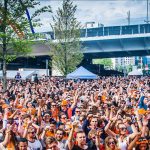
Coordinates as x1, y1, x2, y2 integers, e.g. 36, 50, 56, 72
128, 69, 143, 76
66, 66, 98, 79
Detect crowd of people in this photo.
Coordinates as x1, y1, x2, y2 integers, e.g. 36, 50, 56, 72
0, 76, 149, 150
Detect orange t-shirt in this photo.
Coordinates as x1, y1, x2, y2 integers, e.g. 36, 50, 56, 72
45, 131, 55, 137
7, 141, 15, 150
16, 105, 23, 109
67, 107, 72, 119
51, 108, 59, 121
101, 95, 106, 102
27, 108, 36, 115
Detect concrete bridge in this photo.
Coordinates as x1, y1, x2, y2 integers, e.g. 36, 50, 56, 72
1, 24, 150, 58
31, 23, 150, 58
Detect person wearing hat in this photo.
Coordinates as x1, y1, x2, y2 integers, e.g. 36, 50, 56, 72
50, 102, 59, 121
60, 100, 68, 117
41, 112, 55, 128
40, 121, 56, 140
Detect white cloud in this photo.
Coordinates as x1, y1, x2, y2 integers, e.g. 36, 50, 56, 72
32, 0, 148, 32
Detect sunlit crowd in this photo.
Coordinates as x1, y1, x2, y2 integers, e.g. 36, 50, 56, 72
0, 76, 149, 150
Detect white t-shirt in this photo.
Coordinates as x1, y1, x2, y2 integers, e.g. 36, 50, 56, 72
0, 143, 6, 150
58, 140, 67, 150
28, 140, 43, 150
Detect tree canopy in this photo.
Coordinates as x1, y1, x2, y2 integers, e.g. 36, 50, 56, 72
50, 0, 83, 76
0, 0, 51, 90
93, 58, 113, 68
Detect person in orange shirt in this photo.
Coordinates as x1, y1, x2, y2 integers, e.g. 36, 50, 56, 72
0, 125, 16, 150
101, 92, 107, 103
60, 100, 68, 115
40, 121, 56, 140
51, 102, 59, 121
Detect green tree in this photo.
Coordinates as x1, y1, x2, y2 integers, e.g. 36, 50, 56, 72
126, 64, 132, 73
50, 0, 83, 76
93, 58, 113, 68
117, 65, 123, 72
0, 0, 51, 91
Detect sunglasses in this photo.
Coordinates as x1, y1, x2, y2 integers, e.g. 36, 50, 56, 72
121, 102, 126, 104
76, 111, 80, 113
99, 113, 104, 115
120, 127, 127, 131
49, 145, 57, 149
108, 141, 115, 145
61, 117, 67, 119
45, 115, 50, 117
92, 136, 96, 139
56, 133, 63, 135
65, 129, 70, 132
28, 131, 35, 134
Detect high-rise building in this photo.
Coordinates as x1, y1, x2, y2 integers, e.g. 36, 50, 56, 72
114, 56, 150, 71
135, 56, 150, 67
114, 57, 135, 68
146, 56, 150, 64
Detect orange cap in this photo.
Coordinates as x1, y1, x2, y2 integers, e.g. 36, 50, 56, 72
138, 108, 146, 115
61, 100, 67, 106
2, 104, 9, 109
27, 108, 36, 115
46, 131, 55, 137
21, 108, 27, 112
16, 105, 23, 109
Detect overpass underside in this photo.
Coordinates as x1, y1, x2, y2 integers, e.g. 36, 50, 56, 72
84, 50, 149, 58
7, 33, 150, 59
82, 35, 150, 58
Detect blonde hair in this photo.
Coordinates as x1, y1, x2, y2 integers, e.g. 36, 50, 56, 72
105, 136, 120, 150
88, 129, 97, 139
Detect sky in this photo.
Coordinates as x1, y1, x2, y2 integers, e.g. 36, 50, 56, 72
32, 0, 149, 32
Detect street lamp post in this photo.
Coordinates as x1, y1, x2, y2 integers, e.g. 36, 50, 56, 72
144, 0, 150, 24
127, 10, 130, 25
147, 0, 149, 23
46, 59, 49, 76
85, 21, 95, 37
141, 57, 143, 70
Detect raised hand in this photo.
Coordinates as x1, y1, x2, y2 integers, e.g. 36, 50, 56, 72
6, 125, 12, 133
96, 129, 103, 137
72, 121, 79, 129
27, 121, 32, 127
142, 116, 148, 126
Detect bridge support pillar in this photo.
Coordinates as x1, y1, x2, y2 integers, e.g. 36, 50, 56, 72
80, 57, 93, 66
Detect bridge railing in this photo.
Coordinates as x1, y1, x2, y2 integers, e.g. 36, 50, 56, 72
81, 24, 150, 38
38, 24, 150, 40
